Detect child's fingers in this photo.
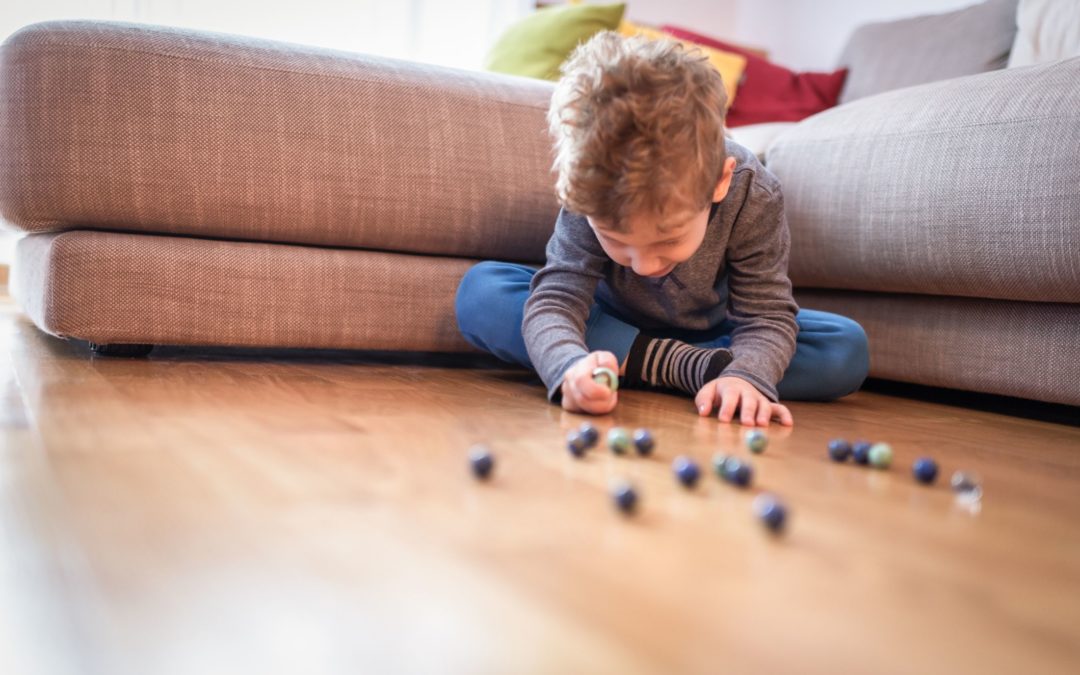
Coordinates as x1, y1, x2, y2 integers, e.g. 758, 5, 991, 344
773, 403, 794, 427
695, 384, 716, 416
570, 372, 617, 414
739, 396, 759, 426
586, 390, 618, 415
576, 372, 613, 401
755, 401, 772, 427
563, 378, 583, 412
717, 389, 740, 423
592, 350, 619, 373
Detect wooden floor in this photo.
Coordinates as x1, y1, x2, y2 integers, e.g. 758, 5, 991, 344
1, 292, 1079, 675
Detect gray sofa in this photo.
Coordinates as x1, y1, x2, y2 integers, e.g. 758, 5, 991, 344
1, 17, 1077, 407
773, 59, 1080, 408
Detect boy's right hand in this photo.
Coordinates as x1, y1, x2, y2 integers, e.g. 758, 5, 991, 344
560, 351, 620, 415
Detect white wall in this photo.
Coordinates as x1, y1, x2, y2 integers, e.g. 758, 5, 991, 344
0, 1, 531, 69
623, 0, 981, 70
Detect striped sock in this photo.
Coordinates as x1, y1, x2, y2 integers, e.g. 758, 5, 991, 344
623, 336, 732, 395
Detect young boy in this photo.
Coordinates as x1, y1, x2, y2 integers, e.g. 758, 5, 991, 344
455, 32, 868, 426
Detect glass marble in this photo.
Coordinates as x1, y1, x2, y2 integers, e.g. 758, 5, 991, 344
607, 427, 631, 455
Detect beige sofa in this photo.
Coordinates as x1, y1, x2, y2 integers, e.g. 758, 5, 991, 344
1, 19, 1077, 407
1, 20, 558, 356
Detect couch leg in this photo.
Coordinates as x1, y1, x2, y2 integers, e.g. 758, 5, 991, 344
88, 342, 155, 358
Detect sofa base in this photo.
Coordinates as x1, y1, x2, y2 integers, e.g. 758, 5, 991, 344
88, 342, 155, 357
796, 289, 1080, 407
12, 230, 481, 353
11, 231, 1078, 408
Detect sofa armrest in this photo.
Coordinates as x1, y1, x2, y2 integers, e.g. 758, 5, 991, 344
0, 20, 559, 262
767, 58, 1080, 304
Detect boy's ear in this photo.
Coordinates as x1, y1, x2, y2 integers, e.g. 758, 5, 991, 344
711, 157, 737, 202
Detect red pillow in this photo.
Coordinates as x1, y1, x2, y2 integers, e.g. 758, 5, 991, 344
661, 25, 848, 128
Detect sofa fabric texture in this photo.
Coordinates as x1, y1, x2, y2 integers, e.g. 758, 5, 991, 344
796, 290, 1080, 407
0, 20, 559, 263
767, 57, 1080, 304
838, 0, 1018, 104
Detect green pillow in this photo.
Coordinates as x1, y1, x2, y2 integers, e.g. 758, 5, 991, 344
484, 3, 626, 81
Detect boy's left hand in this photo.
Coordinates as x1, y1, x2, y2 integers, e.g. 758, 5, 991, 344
695, 376, 793, 427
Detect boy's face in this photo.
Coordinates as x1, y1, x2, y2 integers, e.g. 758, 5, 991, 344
586, 157, 736, 278
588, 206, 710, 278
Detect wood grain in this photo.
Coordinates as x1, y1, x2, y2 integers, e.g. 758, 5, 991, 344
1, 295, 1078, 675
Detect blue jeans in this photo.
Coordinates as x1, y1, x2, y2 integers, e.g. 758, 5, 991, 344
455, 261, 869, 401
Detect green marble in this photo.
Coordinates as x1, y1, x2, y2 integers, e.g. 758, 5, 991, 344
745, 429, 768, 454
607, 427, 631, 455
712, 452, 729, 477
868, 442, 894, 469
592, 367, 619, 392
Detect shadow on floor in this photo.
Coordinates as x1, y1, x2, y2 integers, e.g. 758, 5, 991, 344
77, 339, 530, 371
61, 336, 1080, 427
863, 378, 1079, 428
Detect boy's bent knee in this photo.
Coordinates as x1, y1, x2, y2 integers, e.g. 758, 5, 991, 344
820, 317, 870, 400
456, 261, 501, 297
455, 262, 501, 339
455, 261, 534, 350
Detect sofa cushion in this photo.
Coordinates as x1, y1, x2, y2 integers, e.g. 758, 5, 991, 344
0, 20, 559, 263
618, 21, 745, 108
662, 25, 848, 128
12, 230, 479, 352
837, 0, 1018, 104
767, 57, 1080, 304
1008, 0, 1080, 67
484, 2, 625, 81
796, 290, 1080, 407
725, 122, 797, 161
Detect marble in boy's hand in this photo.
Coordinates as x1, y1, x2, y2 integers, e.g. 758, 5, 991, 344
560, 351, 619, 415
695, 376, 793, 427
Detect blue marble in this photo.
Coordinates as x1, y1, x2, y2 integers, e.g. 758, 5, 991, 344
852, 440, 872, 465
632, 428, 655, 456
578, 423, 599, 449
566, 431, 588, 458
725, 459, 753, 488
828, 438, 852, 462
912, 457, 939, 484
673, 456, 701, 488
753, 494, 787, 533
468, 445, 494, 480
611, 480, 638, 514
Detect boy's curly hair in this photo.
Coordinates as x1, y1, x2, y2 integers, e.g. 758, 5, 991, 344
548, 31, 728, 232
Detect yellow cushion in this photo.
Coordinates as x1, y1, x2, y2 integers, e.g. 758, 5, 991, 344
618, 20, 746, 106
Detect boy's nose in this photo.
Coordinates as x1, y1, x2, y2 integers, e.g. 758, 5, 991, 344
632, 257, 667, 277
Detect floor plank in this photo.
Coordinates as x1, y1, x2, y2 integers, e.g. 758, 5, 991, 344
1, 295, 1078, 675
